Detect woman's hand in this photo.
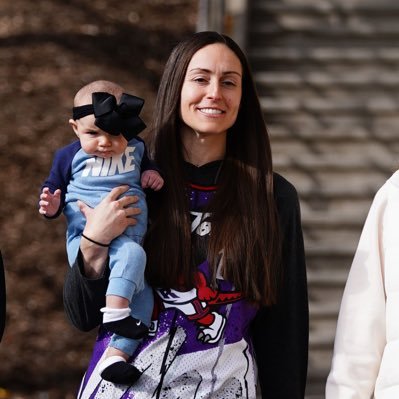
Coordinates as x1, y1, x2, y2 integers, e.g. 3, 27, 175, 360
77, 186, 141, 278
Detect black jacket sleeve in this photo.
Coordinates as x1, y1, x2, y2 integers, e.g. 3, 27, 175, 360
251, 173, 309, 398
0, 251, 6, 342
63, 250, 110, 332
136, 136, 162, 176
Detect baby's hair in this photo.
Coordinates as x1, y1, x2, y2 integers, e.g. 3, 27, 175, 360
74, 80, 124, 106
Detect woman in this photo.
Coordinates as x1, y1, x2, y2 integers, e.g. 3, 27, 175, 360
326, 171, 399, 398
63, 31, 308, 398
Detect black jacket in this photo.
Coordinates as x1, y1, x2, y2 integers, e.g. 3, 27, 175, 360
63, 170, 309, 398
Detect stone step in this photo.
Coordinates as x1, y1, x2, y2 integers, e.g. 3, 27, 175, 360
307, 269, 349, 289
248, 26, 399, 48
248, 47, 399, 65
308, 347, 334, 380
254, 71, 399, 89
273, 169, 390, 199
305, 371, 329, 399
259, 96, 399, 115
309, 318, 338, 348
306, 253, 354, 271
267, 116, 399, 142
250, 19, 399, 39
251, 0, 399, 14
304, 242, 358, 257
309, 288, 346, 310
273, 151, 396, 172
301, 208, 369, 228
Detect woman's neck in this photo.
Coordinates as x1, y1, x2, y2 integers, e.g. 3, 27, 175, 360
181, 127, 226, 167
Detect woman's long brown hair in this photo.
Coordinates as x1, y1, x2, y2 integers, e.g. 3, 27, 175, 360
144, 31, 281, 305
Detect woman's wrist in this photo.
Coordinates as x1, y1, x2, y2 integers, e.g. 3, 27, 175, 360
82, 233, 110, 247
80, 233, 109, 278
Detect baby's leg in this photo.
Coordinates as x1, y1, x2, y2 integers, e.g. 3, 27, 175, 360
100, 281, 154, 385
102, 296, 148, 339
99, 338, 141, 385
102, 237, 149, 338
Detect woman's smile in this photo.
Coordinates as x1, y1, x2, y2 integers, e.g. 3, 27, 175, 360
197, 107, 225, 116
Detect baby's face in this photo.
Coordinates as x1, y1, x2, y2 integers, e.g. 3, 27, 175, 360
75, 114, 128, 158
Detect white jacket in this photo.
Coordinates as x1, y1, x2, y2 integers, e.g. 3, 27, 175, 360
326, 171, 399, 399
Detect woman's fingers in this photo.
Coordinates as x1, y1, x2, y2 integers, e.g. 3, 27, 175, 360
107, 185, 130, 201
124, 206, 141, 217
104, 186, 139, 211
118, 195, 139, 208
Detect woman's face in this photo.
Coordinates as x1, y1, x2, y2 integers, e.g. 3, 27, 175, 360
180, 43, 242, 138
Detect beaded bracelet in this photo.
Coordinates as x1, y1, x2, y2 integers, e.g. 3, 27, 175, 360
81, 233, 110, 247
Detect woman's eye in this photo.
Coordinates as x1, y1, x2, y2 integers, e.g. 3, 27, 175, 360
223, 80, 236, 86
193, 77, 207, 83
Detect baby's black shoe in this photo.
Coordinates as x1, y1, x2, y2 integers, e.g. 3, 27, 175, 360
100, 360, 142, 385
103, 316, 148, 339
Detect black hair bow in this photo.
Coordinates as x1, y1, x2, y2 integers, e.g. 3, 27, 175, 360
92, 92, 146, 140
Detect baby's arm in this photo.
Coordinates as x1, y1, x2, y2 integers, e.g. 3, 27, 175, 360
141, 170, 164, 191
39, 187, 62, 217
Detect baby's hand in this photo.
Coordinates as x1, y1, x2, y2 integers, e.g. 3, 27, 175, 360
141, 170, 164, 191
39, 187, 62, 217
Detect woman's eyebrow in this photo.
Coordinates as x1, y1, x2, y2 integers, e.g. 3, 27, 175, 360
188, 67, 242, 77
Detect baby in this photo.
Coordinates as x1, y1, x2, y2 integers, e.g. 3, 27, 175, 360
39, 80, 163, 385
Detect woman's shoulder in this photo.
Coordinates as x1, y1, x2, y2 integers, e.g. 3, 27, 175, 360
273, 172, 299, 203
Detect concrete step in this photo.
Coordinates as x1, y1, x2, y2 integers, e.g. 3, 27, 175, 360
306, 253, 354, 272
250, 19, 399, 39
251, 0, 399, 14
273, 151, 396, 172
267, 116, 399, 142
309, 287, 346, 317
254, 70, 399, 89
273, 168, 390, 200
308, 347, 334, 379
259, 96, 399, 115
301, 205, 370, 228
304, 242, 358, 257
310, 320, 339, 350
305, 372, 329, 399
249, 46, 399, 65
307, 268, 350, 287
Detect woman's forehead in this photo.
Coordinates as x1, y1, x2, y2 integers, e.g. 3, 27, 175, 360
187, 43, 242, 75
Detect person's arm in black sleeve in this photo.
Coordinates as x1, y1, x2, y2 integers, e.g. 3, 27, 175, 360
251, 174, 309, 398
63, 249, 110, 332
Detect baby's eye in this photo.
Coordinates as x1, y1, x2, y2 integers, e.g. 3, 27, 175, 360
85, 131, 98, 136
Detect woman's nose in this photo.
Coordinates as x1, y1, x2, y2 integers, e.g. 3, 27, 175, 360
207, 81, 222, 100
